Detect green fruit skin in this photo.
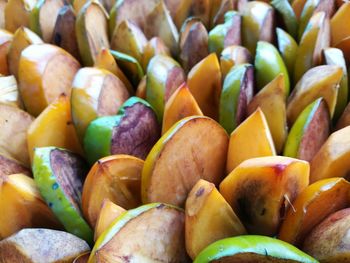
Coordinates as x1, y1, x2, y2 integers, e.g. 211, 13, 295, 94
219, 64, 251, 134
255, 41, 290, 95
29, 0, 45, 37
194, 235, 319, 263
283, 98, 322, 158
32, 147, 93, 245
271, 0, 298, 39
117, 96, 154, 115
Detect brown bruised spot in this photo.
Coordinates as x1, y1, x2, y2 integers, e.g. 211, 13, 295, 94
298, 100, 330, 162
236, 65, 254, 126
164, 67, 186, 102
224, 14, 242, 47
0, 155, 31, 178
111, 103, 160, 160
50, 149, 87, 212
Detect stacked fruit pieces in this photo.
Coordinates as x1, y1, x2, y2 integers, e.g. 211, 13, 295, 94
1, 0, 350, 262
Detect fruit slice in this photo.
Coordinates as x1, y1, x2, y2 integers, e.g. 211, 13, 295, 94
247, 74, 287, 153
51, 5, 81, 61
84, 97, 160, 164
141, 37, 170, 72
303, 208, 350, 262
0, 174, 62, 239
94, 199, 126, 242
330, 2, 350, 46
292, 0, 307, 19
226, 109, 276, 174
294, 12, 330, 83
287, 65, 342, 125
255, 41, 290, 95
278, 178, 350, 246
18, 43, 80, 116
219, 63, 254, 134
284, 98, 330, 162
29, 0, 65, 42
27, 95, 84, 163
186, 179, 246, 259
136, 75, 147, 99
220, 156, 310, 236
7, 27, 43, 79
208, 11, 241, 55
71, 67, 130, 140
323, 47, 348, 121
0, 75, 22, 108
89, 203, 189, 262
4, 0, 37, 32
310, 125, 350, 183
162, 83, 203, 134
142, 116, 228, 207
271, 0, 298, 39
82, 154, 143, 227
146, 54, 185, 121
0, 229, 90, 262
0, 103, 33, 166
0, 29, 13, 76
33, 147, 93, 243
220, 45, 252, 80
179, 18, 208, 73
76, 1, 109, 66
210, 0, 235, 27
193, 236, 318, 263
0, 153, 31, 177
336, 102, 350, 130
241, 1, 275, 56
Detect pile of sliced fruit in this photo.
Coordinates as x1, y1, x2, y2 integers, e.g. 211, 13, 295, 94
1, 0, 350, 262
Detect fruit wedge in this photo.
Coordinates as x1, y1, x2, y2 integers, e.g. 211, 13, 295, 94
82, 154, 143, 227
210, 0, 235, 27
18, 43, 80, 116
89, 203, 189, 262
193, 236, 318, 263
287, 65, 342, 125
84, 97, 160, 164
141, 37, 170, 72
0, 75, 22, 108
27, 94, 84, 163
310, 125, 350, 183
226, 108, 276, 174
271, 0, 298, 39
220, 45, 252, 80
0, 153, 31, 177
0, 29, 13, 75
284, 98, 330, 162
71, 67, 130, 140
220, 156, 309, 236
136, 75, 147, 99
0, 174, 62, 239
4, 0, 37, 32
336, 102, 350, 130
0, 228, 90, 262
185, 179, 246, 259
142, 116, 228, 207
33, 147, 93, 244
0, 1, 5, 29
330, 1, 350, 46
279, 177, 350, 246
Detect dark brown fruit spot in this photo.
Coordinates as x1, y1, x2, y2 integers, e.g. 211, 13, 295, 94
164, 67, 186, 102
236, 66, 254, 125
50, 149, 87, 212
111, 103, 160, 159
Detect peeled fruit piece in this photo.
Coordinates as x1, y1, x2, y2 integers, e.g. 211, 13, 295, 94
336, 102, 350, 130
193, 236, 318, 263
255, 41, 290, 95
142, 37, 171, 72
287, 65, 342, 125
0, 75, 22, 108
271, 0, 298, 39
226, 109, 276, 174
284, 98, 330, 162
146, 55, 186, 121
142, 116, 228, 207
0, 103, 33, 166
334, 36, 350, 64
71, 67, 129, 140
29, 0, 65, 42
33, 147, 93, 244
0, 153, 31, 177
82, 154, 143, 227
219, 63, 254, 134
220, 45, 252, 80
18, 43, 80, 116
84, 97, 160, 164
247, 74, 288, 153
94, 199, 126, 242
4, 0, 37, 32
185, 179, 246, 260
278, 178, 350, 246
220, 156, 309, 236
241, 1, 275, 56
0, 228, 90, 263
0, 173, 62, 239
74, 252, 91, 263
136, 75, 147, 100
303, 208, 350, 262
292, 0, 307, 19
331, 2, 350, 46
179, 18, 208, 73
210, 0, 235, 27
76, 1, 109, 66
294, 12, 330, 83
89, 203, 189, 263
0, 29, 13, 76
7, 27, 43, 79
162, 83, 203, 134
27, 94, 84, 163
310, 125, 350, 183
